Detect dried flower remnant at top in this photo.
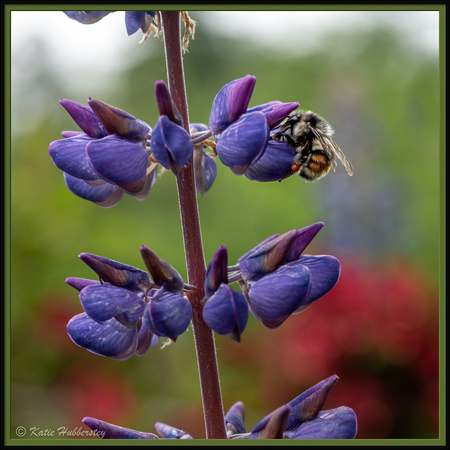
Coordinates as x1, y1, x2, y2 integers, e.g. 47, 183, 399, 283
66, 248, 193, 359
63, 10, 195, 48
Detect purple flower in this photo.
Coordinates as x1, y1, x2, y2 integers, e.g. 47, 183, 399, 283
49, 99, 157, 207
64, 11, 157, 37
63, 11, 114, 24
154, 422, 193, 439
227, 375, 358, 439
150, 81, 193, 176
209, 75, 299, 176
82, 417, 159, 439
235, 223, 341, 328
81, 375, 356, 439
202, 246, 248, 342
66, 248, 193, 359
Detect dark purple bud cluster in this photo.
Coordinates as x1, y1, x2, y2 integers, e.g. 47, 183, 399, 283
209, 75, 300, 181
49, 99, 156, 207
83, 375, 357, 439
66, 248, 192, 360
203, 223, 340, 335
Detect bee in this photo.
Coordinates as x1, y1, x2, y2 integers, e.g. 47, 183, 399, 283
271, 110, 353, 182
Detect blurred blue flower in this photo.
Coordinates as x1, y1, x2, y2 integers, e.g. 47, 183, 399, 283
49, 99, 157, 207
64, 11, 157, 38
66, 247, 193, 359
82, 375, 356, 439
235, 223, 341, 328
209, 75, 299, 176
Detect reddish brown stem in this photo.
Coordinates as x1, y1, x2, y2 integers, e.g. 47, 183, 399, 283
160, 11, 227, 440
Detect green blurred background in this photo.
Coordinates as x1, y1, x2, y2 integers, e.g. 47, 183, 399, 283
9, 9, 441, 440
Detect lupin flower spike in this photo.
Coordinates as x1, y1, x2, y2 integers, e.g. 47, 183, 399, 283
49, 99, 156, 207
55, 11, 357, 441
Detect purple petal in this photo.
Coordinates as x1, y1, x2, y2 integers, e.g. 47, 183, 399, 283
286, 223, 324, 262
59, 99, 108, 138
245, 139, 297, 182
61, 131, 83, 138
139, 246, 184, 292
247, 405, 291, 439
209, 75, 256, 135
285, 407, 358, 439
215, 111, 269, 175
136, 320, 159, 355
290, 255, 341, 309
49, 134, 100, 181
248, 263, 311, 328
78, 253, 153, 294
130, 165, 158, 200
143, 288, 192, 339
154, 81, 183, 126
248, 101, 299, 129
190, 123, 209, 133
202, 284, 248, 342
204, 246, 228, 296
65, 277, 100, 291
63, 11, 112, 24
150, 115, 193, 175
125, 11, 147, 35
86, 135, 149, 185
194, 148, 217, 196
67, 313, 137, 358
238, 234, 280, 261
154, 422, 193, 439
87, 98, 151, 141
225, 401, 246, 435
239, 229, 299, 281
64, 173, 124, 207
82, 417, 158, 439
80, 284, 145, 325
286, 375, 339, 430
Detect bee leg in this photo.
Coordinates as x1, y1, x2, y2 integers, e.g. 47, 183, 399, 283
200, 139, 217, 156
271, 131, 283, 141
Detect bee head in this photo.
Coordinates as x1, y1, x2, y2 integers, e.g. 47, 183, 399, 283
300, 111, 334, 136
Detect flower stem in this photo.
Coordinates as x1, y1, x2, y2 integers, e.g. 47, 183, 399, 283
161, 11, 227, 440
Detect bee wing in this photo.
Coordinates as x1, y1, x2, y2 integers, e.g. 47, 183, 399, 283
325, 136, 354, 176
309, 126, 337, 170
312, 126, 353, 176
